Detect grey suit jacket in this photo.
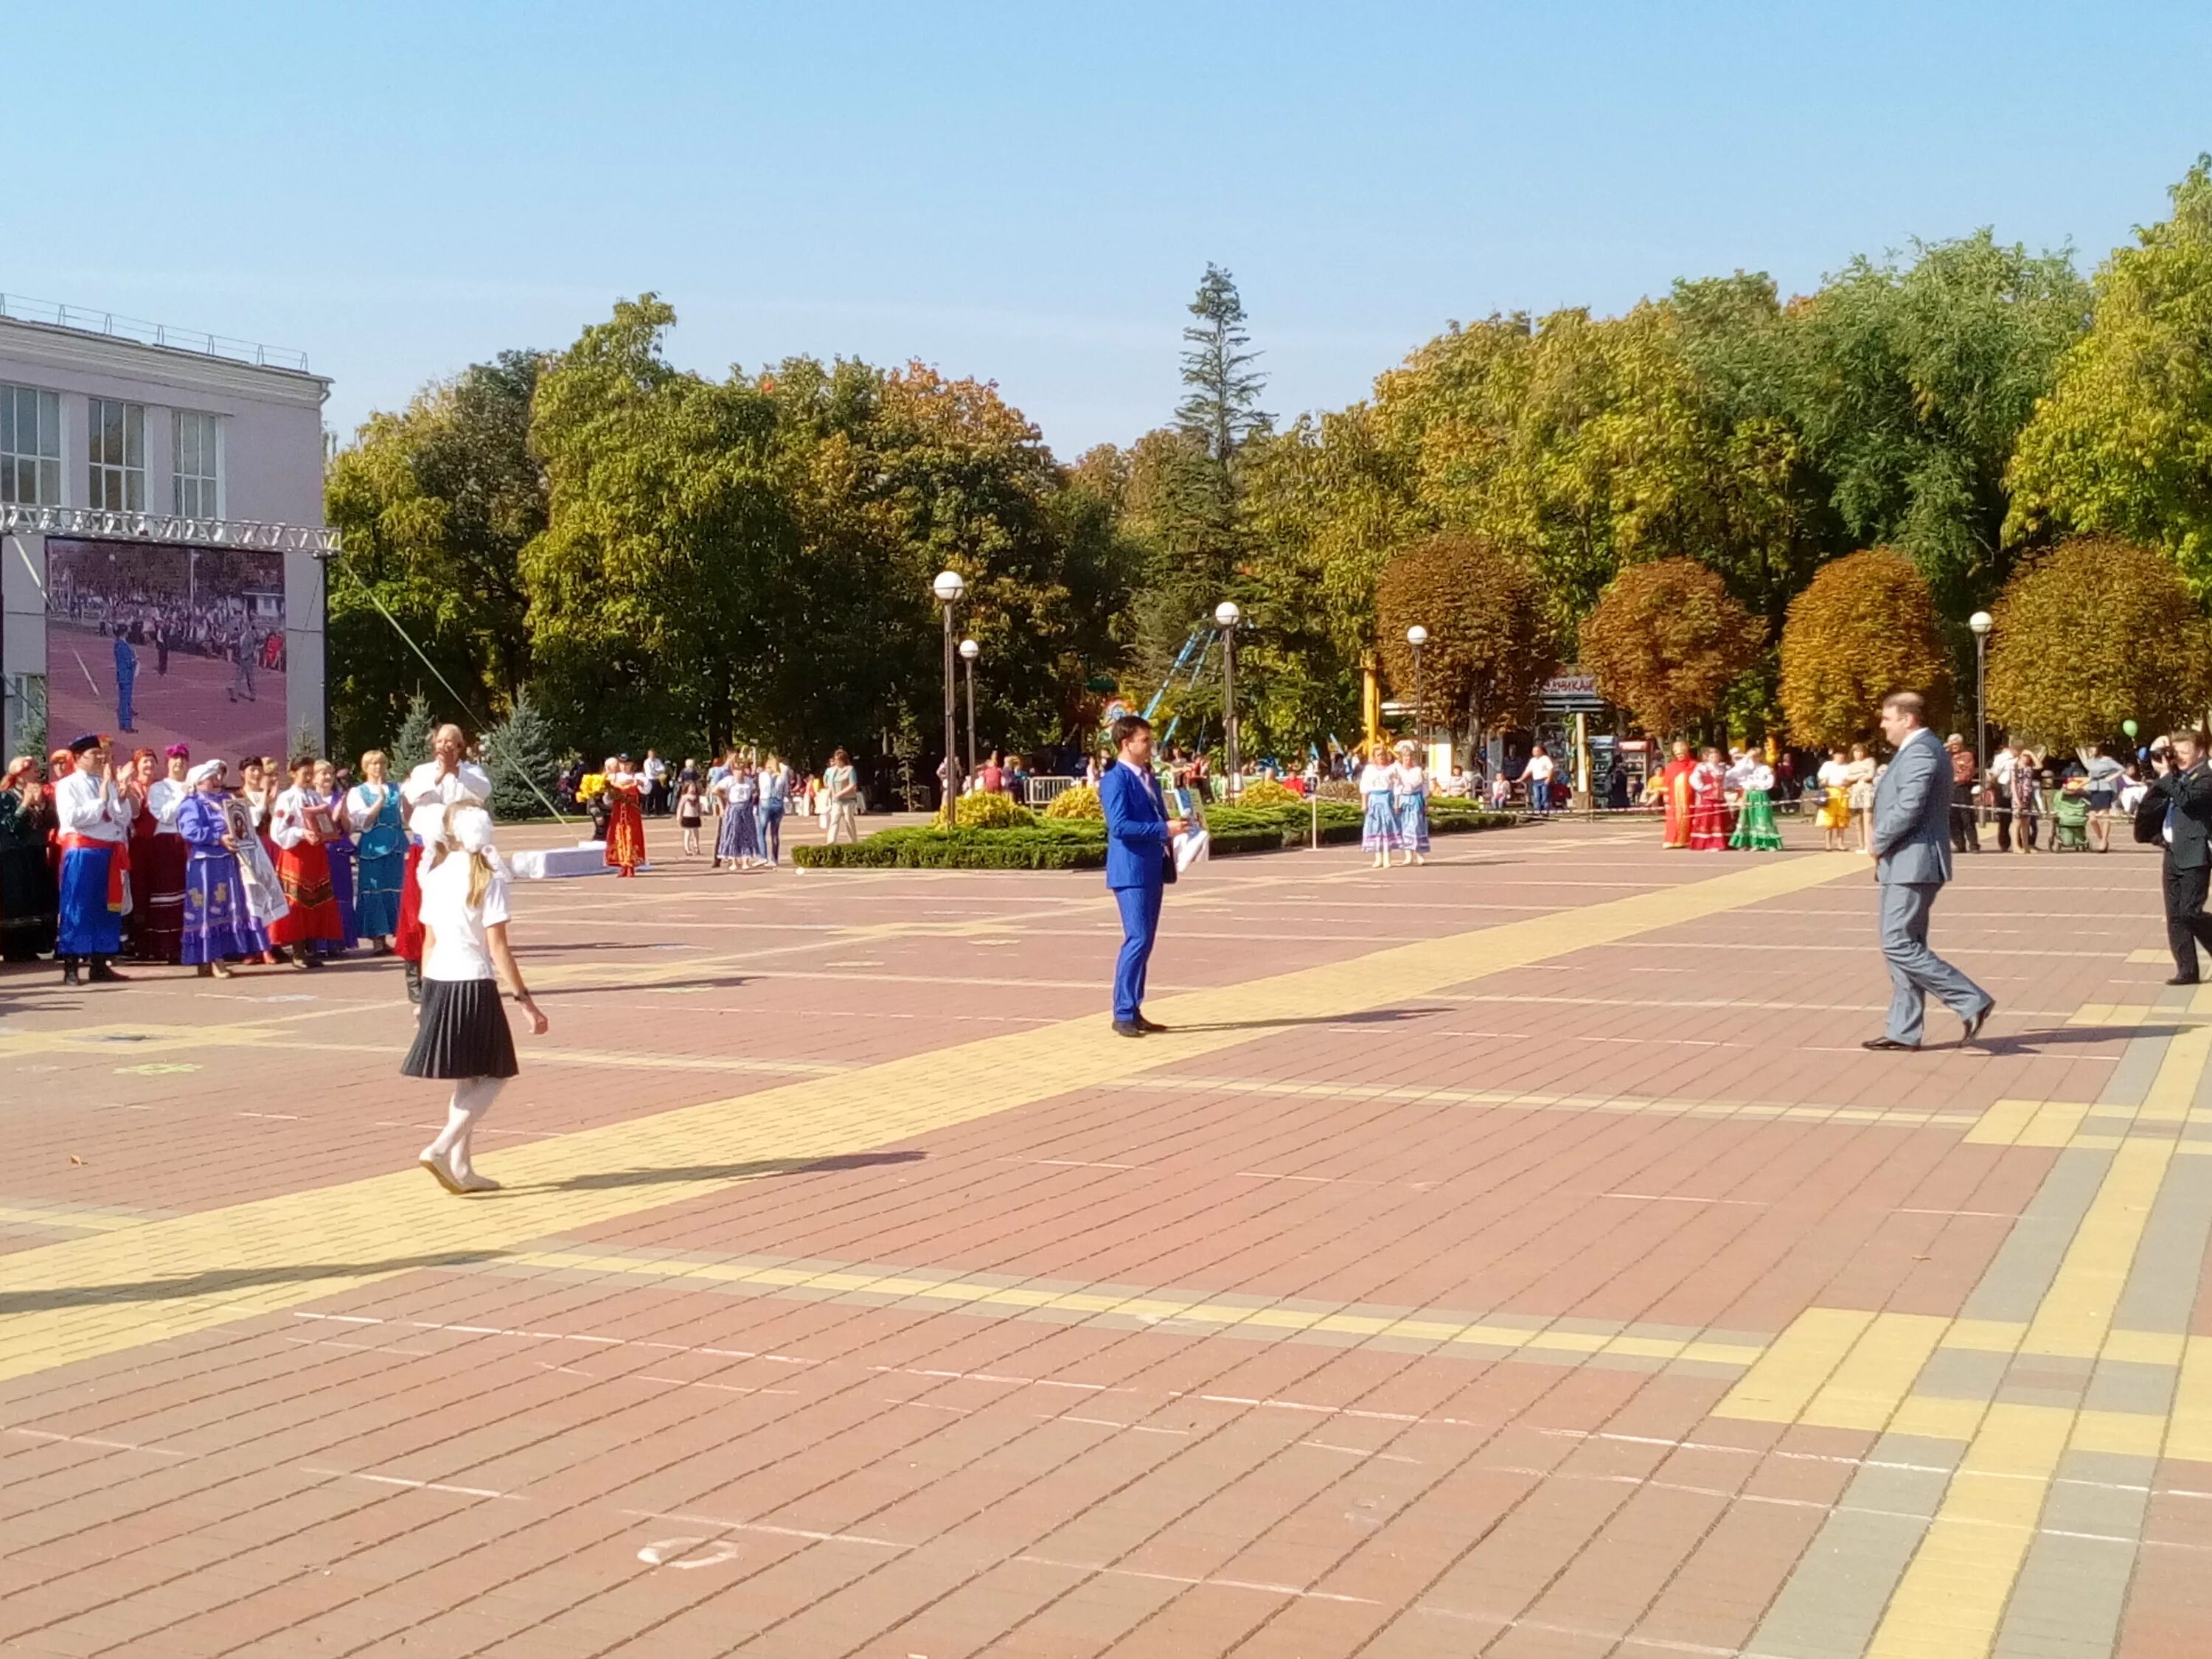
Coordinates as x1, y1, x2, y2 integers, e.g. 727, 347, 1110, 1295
1871, 727, 1955, 887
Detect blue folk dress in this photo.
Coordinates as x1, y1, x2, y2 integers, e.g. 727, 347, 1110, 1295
349, 782, 406, 938
717, 774, 761, 861
1359, 764, 1399, 853
1392, 763, 1431, 854
178, 793, 268, 964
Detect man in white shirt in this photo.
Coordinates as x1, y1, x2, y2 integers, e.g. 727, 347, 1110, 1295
397, 725, 493, 1005
1986, 742, 2019, 852
1523, 746, 1557, 814
643, 749, 669, 816
54, 734, 135, 986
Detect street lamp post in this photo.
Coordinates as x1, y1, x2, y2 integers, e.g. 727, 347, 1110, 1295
1214, 600, 1242, 801
959, 638, 980, 787
1405, 625, 1428, 744
933, 571, 966, 818
1969, 611, 1994, 782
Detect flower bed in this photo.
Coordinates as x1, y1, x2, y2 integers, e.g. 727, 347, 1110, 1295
792, 796, 1514, 869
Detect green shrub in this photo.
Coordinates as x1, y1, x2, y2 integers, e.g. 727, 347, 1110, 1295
1043, 784, 1103, 820
1233, 778, 1300, 807
793, 799, 1517, 869
1315, 778, 1360, 802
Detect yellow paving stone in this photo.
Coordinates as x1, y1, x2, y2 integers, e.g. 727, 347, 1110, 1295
0, 852, 1857, 1386
1717, 1307, 1874, 1423
1866, 1402, 2073, 1659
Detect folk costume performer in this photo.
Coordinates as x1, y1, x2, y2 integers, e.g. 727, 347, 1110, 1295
54, 734, 133, 985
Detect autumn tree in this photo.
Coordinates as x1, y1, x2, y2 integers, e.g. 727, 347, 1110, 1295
1777, 549, 1952, 747
1985, 538, 2212, 748
1374, 533, 1555, 748
2008, 159, 2212, 597
1579, 558, 1765, 737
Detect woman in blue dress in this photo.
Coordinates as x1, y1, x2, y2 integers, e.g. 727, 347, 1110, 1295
177, 761, 268, 977
1359, 742, 1399, 871
347, 749, 406, 952
1391, 739, 1431, 867
715, 759, 763, 871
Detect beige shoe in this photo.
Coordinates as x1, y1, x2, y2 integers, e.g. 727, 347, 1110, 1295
418, 1149, 465, 1194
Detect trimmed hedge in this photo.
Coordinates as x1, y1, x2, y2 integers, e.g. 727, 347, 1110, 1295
793, 796, 1514, 870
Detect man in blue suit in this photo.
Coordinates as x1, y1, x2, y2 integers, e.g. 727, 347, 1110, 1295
1101, 713, 1185, 1037
1865, 691, 1995, 1051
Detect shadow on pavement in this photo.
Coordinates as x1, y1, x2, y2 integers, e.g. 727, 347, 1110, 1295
1978, 1022, 2199, 1054
535, 1148, 925, 1193
1165, 1006, 1452, 1034
0, 1251, 503, 1316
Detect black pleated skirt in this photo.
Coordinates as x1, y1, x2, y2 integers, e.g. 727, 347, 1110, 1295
402, 977, 519, 1080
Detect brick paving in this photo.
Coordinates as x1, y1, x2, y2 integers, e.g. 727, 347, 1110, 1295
1, 815, 2206, 1657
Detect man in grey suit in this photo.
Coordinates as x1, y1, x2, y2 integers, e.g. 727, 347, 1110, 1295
1865, 692, 1996, 1051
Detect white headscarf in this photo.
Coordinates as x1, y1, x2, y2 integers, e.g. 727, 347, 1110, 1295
186, 760, 224, 789
409, 801, 450, 849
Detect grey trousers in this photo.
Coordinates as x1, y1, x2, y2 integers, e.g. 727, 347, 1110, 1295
1879, 880, 1989, 1045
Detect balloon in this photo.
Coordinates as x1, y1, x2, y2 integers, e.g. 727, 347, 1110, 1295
2123, 719, 2139, 737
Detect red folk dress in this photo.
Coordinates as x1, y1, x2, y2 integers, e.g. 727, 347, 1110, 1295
602, 777, 647, 875
1687, 762, 1731, 851
266, 787, 344, 945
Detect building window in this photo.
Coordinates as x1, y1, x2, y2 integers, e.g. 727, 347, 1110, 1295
87, 397, 146, 511
0, 383, 61, 505
175, 411, 222, 518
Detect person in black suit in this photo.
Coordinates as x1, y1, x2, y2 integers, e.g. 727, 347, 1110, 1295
2138, 729, 2212, 985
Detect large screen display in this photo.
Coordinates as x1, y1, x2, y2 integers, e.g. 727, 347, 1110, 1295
45, 538, 287, 766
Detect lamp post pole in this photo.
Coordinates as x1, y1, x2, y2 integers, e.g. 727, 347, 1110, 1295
1214, 600, 1242, 802
1969, 611, 1993, 779
959, 638, 980, 787
933, 571, 966, 818
1405, 625, 1428, 751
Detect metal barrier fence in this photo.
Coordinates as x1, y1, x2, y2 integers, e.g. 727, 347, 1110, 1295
1025, 775, 1081, 807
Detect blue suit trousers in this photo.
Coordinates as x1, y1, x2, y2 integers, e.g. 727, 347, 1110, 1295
1879, 881, 1989, 1044
1113, 883, 1164, 1023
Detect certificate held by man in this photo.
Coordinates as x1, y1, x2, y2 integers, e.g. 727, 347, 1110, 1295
1100, 713, 1183, 1038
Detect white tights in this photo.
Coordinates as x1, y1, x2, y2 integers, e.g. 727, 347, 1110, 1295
422, 1077, 505, 1179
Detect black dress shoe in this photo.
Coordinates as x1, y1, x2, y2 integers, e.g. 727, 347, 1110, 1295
1862, 1037, 1919, 1051
2168, 974, 2202, 987
87, 960, 128, 984
1962, 999, 1996, 1043
60, 960, 82, 987
1135, 1016, 1170, 1033
1112, 1020, 1147, 1038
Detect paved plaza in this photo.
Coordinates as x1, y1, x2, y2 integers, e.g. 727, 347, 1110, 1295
1, 818, 2208, 1658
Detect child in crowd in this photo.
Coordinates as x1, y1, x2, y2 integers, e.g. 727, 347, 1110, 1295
676, 776, 703, 858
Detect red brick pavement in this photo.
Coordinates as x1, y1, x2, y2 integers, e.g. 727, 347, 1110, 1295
0, 818, 2202, 1656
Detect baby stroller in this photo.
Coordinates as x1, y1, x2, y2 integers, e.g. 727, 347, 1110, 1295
2050, 779, 2090, 851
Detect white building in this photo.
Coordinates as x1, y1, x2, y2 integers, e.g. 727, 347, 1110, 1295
0, 297, 333, 757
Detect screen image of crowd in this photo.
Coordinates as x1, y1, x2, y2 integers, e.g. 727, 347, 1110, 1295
44, 539, 287, 765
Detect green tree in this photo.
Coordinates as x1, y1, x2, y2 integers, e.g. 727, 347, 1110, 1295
1374, 533, 1555, 749
1985, 538, 2212, 747
483, 686, 561, 818
1177, 262, 1271, 467
324, 351, 546, 762
389, 692, 434, 773
1579, 558, 1765, 737
2008, 159, 2212, 597
1778, 232, 2088, 622
1778, 548, 1952, 747
521, 296, 794, 762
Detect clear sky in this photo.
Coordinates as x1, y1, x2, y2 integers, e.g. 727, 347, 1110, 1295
11, 1, 2209, 459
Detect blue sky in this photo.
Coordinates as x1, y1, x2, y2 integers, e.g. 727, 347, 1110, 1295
11, 2, 2209, 457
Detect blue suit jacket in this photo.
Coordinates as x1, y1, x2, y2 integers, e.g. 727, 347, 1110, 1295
1871, 726, 1955, 886
1102, 762, 1176, 891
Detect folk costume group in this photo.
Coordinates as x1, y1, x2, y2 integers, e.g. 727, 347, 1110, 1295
1357, 739, 1433, 869
1, 735, 420, 984
1645, 740, 1784, 852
